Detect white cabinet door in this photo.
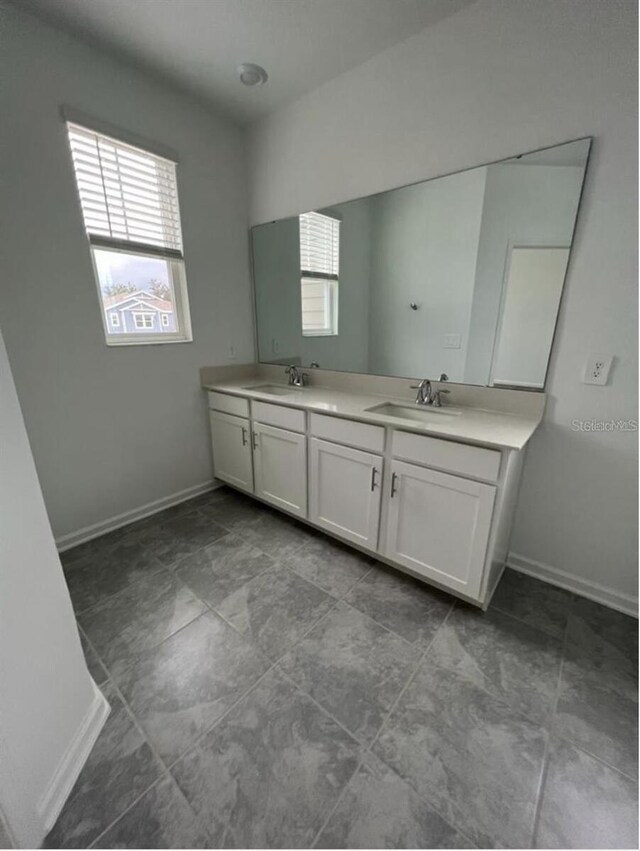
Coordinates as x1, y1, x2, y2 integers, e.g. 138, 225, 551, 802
385, 460, 495, 598
309, 438, 383, 551
209, 410, 254, 493
252, 423, 307, 518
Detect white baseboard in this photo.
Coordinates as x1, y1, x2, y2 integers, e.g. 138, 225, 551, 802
56, 480, 219, 552
506, 552, 638, 618
37, 682, 110, 833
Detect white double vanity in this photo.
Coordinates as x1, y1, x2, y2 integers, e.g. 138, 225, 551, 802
202, 367, 545, 608
202, 137, 590, 608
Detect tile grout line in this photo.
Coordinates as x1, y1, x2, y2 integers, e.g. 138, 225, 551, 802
528, 600, 573, 847
87, 774, 167, 849
77, 623, 111, 687
552, 732, 640, 784
310, 600, 467, 849
543, 595, 639, 784
71, 557, 168, 618
71, 520, 237, 618
84, 674, 180, 849
490, 599, 569, 642
162, 594, 346, 777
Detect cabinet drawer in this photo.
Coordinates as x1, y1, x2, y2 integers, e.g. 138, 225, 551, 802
392, 431, 500, 482
251, 400, 306, 433
310, 413, 384, 453
208, 391, 249, 419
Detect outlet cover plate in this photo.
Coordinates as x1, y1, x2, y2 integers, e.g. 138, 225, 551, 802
583, 355, 613, 385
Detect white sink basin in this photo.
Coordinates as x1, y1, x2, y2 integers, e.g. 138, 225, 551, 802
244, 384, 295, 396
365, 402, 462, 421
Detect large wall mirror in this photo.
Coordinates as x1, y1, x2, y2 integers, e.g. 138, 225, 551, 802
251, 138, 591, 390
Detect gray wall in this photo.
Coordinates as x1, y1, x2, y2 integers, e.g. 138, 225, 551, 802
368, 167, 486, 380
0, 2, 255, 539
248, 0, 638, 608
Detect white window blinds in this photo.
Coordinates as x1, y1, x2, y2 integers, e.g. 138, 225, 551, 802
66, 123, 183, 256
299, 212, 340, 278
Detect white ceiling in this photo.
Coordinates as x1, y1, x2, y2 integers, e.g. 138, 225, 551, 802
17, 0, 476, 125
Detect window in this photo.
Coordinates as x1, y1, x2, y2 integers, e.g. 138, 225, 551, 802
161, 313, 170, 328
299, 211, 339, 336
66, 121, 192, 345
133, 313, 155, 329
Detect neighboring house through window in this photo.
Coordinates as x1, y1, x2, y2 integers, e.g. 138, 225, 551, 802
299, 211, 339, 336
65, 114, 192, 345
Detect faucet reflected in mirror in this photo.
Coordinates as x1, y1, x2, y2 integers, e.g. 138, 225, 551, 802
251, 138, 591, 391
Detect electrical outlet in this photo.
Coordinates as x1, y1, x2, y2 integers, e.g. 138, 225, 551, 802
583, 355, 613, 385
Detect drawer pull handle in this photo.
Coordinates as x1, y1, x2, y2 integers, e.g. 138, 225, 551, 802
390, 472, 398, 498
370, 467, 378, 491
252, 432, 259, 450
241, 427, 248, 446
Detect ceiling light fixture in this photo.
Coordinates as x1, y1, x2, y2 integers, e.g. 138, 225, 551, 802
237, 62, 268, 87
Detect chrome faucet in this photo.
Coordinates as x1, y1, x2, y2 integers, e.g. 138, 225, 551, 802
412, 378, 432, 405
285, 365, 308, 387
411, 377, 451, 407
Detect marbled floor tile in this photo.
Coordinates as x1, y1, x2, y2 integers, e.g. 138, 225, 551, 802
534, 738, 639, 849
148, 511, 229, 567
554, 658, 638, 779
80, 627, 110, 686
241, 511, 317, 560
197, 488, 268, 528
429, 604, 563, 725
59, 521, 147, 570
373, 663, 547, 848
491, 569, 574, 639
115, 611, 270, 764
317, 752, 472, 849
79, 569, 207, 679
284, 536, 372, 598
171, 667, 361, 848
279, 601, 421, 744
215, 564, 335, 660
565, 596, 638, 679
45, 683, 162, 849
175, 534, 273, 608
344, 563, 453, 645
554, 596, 638, 778
93, 774, 211, 849
63, 537, 166, 613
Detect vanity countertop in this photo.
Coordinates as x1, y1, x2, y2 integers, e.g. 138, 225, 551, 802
203, 378, 543, 451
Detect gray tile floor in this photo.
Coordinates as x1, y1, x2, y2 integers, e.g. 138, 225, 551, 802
48, 487, 638, 849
